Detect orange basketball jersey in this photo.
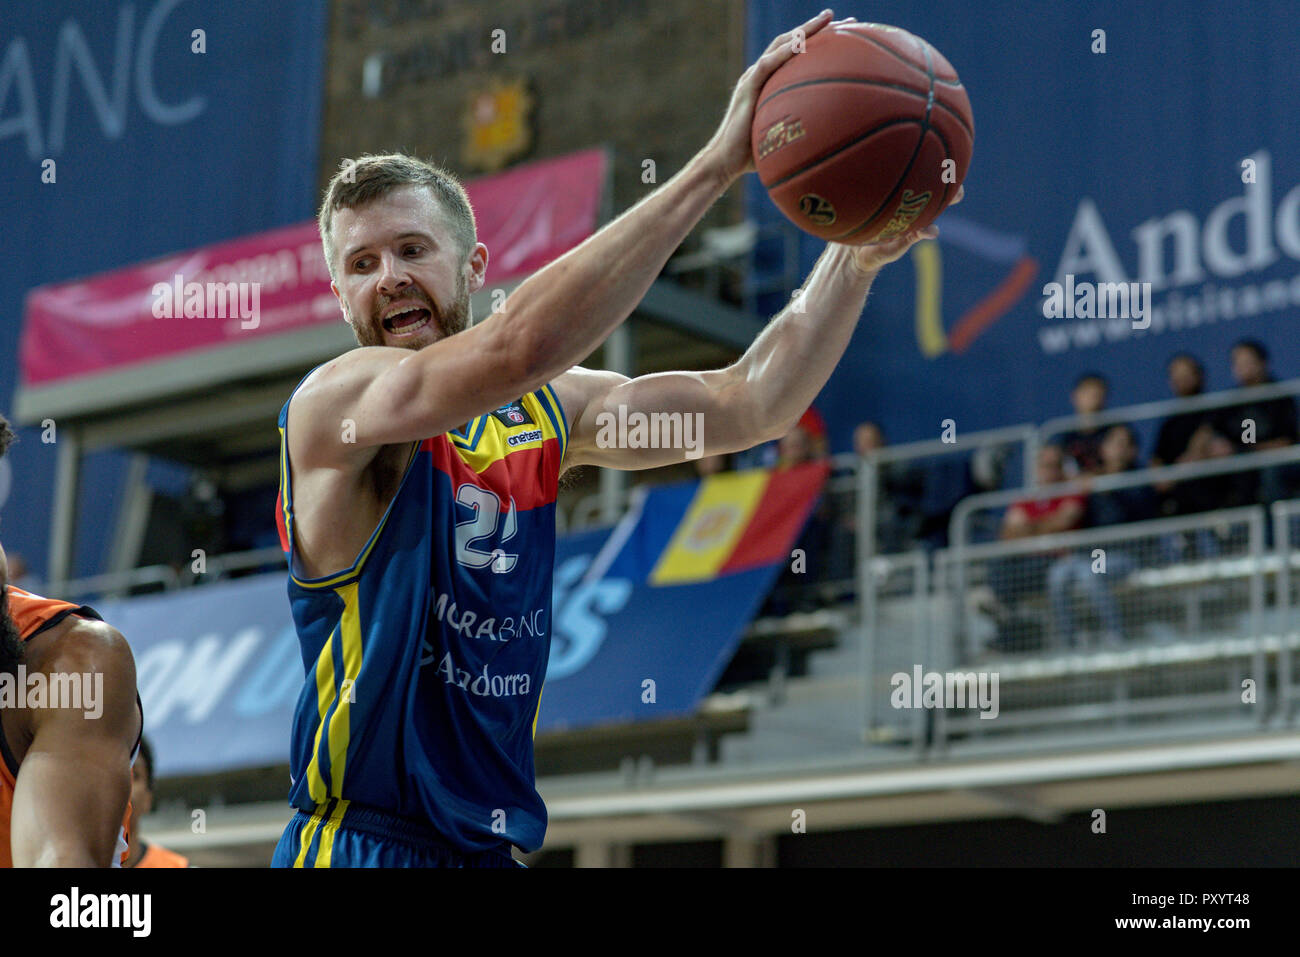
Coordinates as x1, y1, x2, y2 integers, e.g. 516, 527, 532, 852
136, 842, 190, 868
0, 586, 139, 867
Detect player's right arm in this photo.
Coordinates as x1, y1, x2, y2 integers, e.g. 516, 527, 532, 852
9, 621, 139, 867
289, 11, 839, 468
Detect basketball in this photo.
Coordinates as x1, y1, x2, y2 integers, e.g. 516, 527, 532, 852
751, 21, 974, 244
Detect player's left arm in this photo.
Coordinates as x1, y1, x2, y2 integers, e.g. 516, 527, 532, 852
10, 621, 140, 867
555, 205, 957, 472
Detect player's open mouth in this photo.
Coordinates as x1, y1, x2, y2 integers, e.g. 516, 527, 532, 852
382, 308, 433, 337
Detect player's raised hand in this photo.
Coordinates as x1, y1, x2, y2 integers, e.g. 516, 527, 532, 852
841, 185, 964, 276
702, 9, 835, 187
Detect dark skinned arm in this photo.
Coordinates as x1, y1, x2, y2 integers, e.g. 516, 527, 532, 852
10, 621, 140, 867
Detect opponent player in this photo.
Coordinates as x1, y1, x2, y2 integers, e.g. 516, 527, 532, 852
0, 415, 143, 866
272, 10, 959, 867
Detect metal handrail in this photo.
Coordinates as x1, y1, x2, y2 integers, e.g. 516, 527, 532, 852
1031, 375, 1300, 484
1038, 374, 1300, 443
950, 505, 1264, 562
864, 422, 1038, 483
1271, 499, 1300, 719
950, 443, 1300, 550
205, 546, 286, 576
48, 563, 180, 602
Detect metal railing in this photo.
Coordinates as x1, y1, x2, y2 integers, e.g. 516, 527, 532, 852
857, 423, 1038, 559
1032, 374, 1300, 481
46, 545, 286, 605
567, 376, 1300, 543
855, 436, 1300, 754
922, 505, 1272, 750
1271, 499, 1300, 722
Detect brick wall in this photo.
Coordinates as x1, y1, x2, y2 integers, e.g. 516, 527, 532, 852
320, 0, 749, 238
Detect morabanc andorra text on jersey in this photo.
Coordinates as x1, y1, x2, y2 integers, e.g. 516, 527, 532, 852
275, 375, 568, 857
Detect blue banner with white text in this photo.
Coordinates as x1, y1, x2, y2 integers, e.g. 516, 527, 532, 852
100, 469, 821, 775
0, 0, 327, 581
748, 0, 1300, 455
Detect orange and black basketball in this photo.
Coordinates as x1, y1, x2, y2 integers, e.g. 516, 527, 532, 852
752, 21, 974, 244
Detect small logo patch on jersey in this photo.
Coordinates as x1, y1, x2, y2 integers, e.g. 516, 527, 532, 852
490, 401, 534, 427
507, 429, 543, 447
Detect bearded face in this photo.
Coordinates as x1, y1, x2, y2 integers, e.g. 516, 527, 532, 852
346, 268, 472, 351
328, 186, 483, 353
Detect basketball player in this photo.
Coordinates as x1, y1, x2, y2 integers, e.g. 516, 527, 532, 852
0, 415, 143, 866
272, 10, 961, 867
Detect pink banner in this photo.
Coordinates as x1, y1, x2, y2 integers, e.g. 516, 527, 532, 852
20, 149, 607, 387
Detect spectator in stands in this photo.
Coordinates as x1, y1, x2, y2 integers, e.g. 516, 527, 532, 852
1057, 373, 1110, 476
855, 421, 884, 453
1047, 424, 1157, 648
1000, 445, 1087, 541
694, 452, 729, 477
1215, 339, 1300, 506
776, 407, 829, 467
1085, 424, 1160, 528
2, 552, 39, 592
827, 422, 925, 585
763, 408, 831, 615
982, 444, 1086, 651
125, 737, 192, 868
852, 421, 923, 554
1149, 352, 1235, 559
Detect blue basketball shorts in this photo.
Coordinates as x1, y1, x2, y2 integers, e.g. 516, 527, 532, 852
271, 799, 524, 868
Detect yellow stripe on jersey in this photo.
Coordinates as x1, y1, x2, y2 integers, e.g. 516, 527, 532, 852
532, 683, 544, 740
325, 582, 364, 795
299, 582, 364, 806
537, 385, 569, 462
278, 426, 293, 545
454, 392, 563, 474
304, 625, 337, 805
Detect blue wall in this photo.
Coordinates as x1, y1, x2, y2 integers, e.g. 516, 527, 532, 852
748, 1, 1300, 451
0, 0, 327, 577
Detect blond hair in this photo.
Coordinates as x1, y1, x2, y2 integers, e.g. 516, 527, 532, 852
318, 153, 476, 279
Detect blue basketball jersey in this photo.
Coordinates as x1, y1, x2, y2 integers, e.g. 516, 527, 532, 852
275, 374, 567, 858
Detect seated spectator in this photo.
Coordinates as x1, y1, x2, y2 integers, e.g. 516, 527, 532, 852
1048, 424, 1157, 648
981, 445, 1086, 652
762, 408, 831, 615
776, 407, 828, 468
1151, 353, 1231, 501
917, 454, 980, 550
1000, 445, 1087, 542
1214, 338, 1300, 506
1086, 424, 1160, 527
694, 452, 729, 477
126, 738, 192, 868
1150, 353, 1235, 557
2, 552, 39, 592
1056, 373, 1110, 476
824, 421, 927, 593
852, 421, 924, 554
